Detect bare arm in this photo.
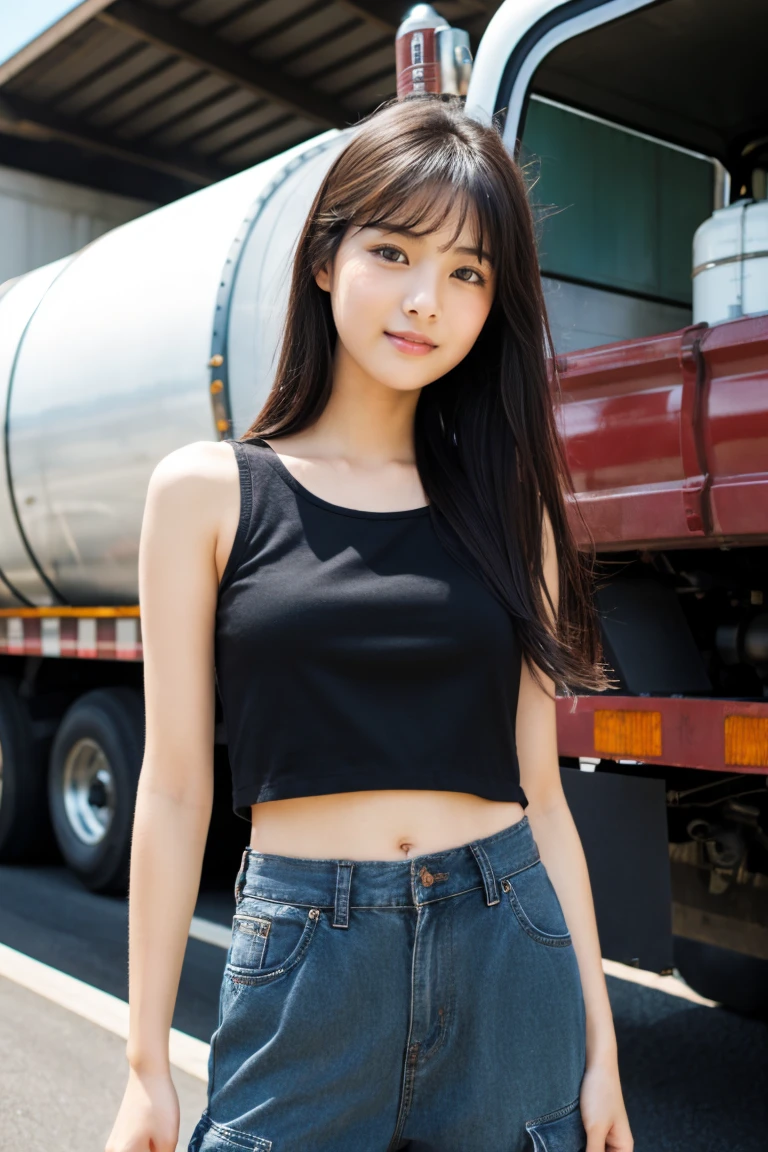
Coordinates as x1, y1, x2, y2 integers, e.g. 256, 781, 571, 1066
106, 440, 239, 1152
516, 507, 633, 1152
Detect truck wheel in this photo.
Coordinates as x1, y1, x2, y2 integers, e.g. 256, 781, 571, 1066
0, 677, 51, 861
48, 687, 145, 893
674, 936, 768, 1015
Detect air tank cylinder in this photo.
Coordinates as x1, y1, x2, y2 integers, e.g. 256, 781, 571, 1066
692, 198, 768, 325
395, 4, 472, 99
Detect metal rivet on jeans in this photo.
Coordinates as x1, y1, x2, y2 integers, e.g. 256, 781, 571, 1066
309, 908, 320, 918
501, 879, 511, 892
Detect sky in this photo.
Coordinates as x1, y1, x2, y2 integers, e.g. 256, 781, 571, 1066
0, 1, 83, 68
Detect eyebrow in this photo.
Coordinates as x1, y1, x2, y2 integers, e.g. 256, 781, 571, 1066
371, 225, 495, 269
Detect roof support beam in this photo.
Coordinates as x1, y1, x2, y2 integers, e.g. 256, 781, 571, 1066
0, 0, 115, 87
339, 2, 399, 33
0, 93, 223, 186
98, 0, 351, 129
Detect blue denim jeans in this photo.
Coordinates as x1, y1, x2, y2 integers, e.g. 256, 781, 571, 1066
188, 814, 587, 1152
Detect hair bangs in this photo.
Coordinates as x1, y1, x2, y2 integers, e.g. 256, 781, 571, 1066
348, 162, 499, 271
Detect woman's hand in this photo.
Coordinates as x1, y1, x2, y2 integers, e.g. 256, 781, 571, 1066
580, 1055, 634, 1152
104, 1066, 180, 1152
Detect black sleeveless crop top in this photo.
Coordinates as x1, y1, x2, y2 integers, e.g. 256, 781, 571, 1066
215, 436, 527, 822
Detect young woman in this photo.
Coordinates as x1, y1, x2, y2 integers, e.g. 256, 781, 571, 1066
106, 95, 633, 1152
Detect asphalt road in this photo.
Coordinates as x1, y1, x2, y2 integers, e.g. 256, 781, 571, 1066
1, 857, 766, 1152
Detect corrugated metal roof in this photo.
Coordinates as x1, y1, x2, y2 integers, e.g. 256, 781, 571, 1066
0, 1, 501, 201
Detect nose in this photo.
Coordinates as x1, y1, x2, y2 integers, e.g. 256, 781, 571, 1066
402, 266, 440, 320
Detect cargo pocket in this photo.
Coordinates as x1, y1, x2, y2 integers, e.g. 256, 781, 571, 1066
525, 1097, 586, 1151
187, 1108, 272, 1151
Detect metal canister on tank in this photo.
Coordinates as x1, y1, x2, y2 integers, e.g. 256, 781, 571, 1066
395, 5, 473, 99
395, 4, 448, 98
436, 26, 472, 95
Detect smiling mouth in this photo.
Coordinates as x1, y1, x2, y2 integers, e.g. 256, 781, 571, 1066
384, 331, 438, 352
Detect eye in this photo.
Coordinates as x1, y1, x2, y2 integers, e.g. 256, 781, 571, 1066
453, 266, 487, 287
370, 245, 407, 264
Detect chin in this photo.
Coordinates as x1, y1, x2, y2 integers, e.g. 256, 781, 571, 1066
376, 366, 434, 392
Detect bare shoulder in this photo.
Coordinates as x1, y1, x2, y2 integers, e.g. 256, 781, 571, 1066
145, 439, 238, 525
148, 439, 238, 496
142, 440, 242, 585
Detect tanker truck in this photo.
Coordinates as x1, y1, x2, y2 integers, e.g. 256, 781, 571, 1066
1, 0, 767, 1013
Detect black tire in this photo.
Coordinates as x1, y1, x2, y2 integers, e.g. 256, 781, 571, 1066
47, 687, 145, 893
674, 935, 768, 1016
0, 677, 52, 861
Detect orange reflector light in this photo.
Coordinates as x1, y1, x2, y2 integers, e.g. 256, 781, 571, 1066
593, 710, 662, 758
724, 715, 768, 767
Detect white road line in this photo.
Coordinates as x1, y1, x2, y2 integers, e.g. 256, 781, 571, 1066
602, 957, 718, 1006
190, 914, 232, 950
0, 942, 210, 1081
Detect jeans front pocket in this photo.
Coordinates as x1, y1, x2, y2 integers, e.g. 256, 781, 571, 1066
525, 1097, 586, 1151
226, 893, 321, 985
501, 859, 572, 947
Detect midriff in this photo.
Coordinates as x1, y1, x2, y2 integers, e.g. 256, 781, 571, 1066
249, 789, 526, 860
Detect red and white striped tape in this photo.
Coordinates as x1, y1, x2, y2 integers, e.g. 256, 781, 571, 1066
0, 615, 143, 661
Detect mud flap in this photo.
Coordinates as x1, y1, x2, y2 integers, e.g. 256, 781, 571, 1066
560, 765, 673, 972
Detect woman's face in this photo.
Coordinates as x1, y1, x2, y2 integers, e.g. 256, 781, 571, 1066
314, 200, 496, 394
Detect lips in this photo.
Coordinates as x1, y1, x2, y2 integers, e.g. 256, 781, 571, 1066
385, 330, 437, 347
384, 330, 438, 355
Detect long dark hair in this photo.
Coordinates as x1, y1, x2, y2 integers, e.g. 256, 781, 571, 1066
241, 94, 613, 699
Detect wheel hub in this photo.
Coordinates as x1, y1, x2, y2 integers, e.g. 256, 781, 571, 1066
62, 738, 115, 845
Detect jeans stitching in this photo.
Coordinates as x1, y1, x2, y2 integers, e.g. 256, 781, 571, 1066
499, 856, 541, 882
421, 903, 456, 1064
526, 1095, 581, 1128
507, 890, 572, 946
504, 867, 573, 947
205, 1112, 273, 1151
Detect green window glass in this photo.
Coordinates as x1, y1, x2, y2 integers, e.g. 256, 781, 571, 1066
521, 98, 715, 305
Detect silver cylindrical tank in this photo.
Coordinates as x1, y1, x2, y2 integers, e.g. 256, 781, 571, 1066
692, 198, 768, 325
0, 127, 352, 608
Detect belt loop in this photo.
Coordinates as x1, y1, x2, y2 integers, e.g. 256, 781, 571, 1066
470, 841, 500, 906
332, 861, 354, 928
233, 847, 249, 906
